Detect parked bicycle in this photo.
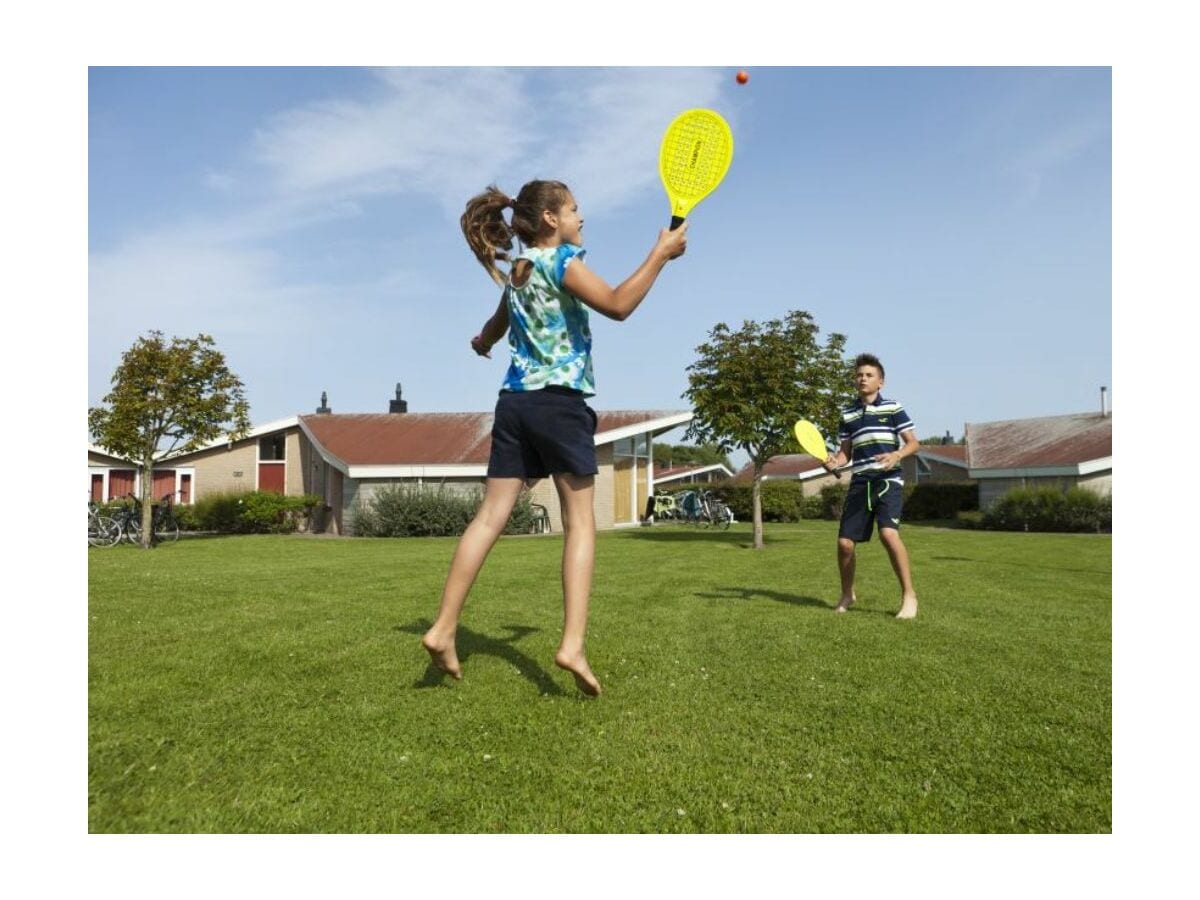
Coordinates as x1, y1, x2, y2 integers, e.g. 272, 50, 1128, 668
676, 489, 734, 529
88, 499, 120, 548
111, 492, 181, 544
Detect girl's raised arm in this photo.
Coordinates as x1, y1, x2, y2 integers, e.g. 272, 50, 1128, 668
562, 225, 688, 321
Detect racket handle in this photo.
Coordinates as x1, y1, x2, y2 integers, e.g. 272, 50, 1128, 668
669, 215, 685, 231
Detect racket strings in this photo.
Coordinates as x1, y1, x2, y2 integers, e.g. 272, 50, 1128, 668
661, 117, 733, 199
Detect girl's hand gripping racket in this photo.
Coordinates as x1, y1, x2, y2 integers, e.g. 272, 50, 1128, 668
659, 108, 734, 230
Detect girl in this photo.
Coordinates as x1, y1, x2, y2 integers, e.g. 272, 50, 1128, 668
421, 179, 688, 696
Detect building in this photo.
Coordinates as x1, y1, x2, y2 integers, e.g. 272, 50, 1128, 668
155, 390, 693, 534
653, 463, 734, 488
965, 411, 1112, 509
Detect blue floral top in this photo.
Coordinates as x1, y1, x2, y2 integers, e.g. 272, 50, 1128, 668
502, 243, 595, 396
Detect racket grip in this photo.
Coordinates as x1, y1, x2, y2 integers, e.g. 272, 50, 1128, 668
669, 215, 685, 231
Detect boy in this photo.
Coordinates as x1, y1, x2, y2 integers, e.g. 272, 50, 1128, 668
822, 353, 920, 619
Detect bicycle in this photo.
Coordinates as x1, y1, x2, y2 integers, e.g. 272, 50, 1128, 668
110, 494, 143, 544
703, 491, 735, 530
153, 492, 181, 542
88, 499, 120, 548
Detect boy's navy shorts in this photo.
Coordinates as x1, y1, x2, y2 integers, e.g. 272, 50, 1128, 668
487, 386, 598, 479
839, 479, 905, 543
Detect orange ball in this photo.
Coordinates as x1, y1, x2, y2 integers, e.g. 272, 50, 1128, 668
736, 70, 749, 85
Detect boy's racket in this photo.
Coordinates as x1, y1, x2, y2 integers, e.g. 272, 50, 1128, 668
793, 418, 881, 481
659, 108, 734, 230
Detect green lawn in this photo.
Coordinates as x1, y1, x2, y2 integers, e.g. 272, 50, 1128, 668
88, 522, 1111, 833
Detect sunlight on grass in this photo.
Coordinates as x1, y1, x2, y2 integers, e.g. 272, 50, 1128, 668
89, 523, 1111, 832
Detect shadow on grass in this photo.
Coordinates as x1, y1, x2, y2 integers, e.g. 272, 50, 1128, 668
696, 585, 898, 618
394, 621, 567, 696
621, 527, 779, 548
930, 555, 1110, 575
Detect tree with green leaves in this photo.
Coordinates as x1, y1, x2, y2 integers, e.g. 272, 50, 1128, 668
684, 310, 853, 549
88, 331, 251, 548
652, 441, 732, 472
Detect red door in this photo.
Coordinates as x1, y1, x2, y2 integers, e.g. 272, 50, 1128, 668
152, 470, 176, 504
108, 469, 136, 501
179, 474, 192, 504
258, 462, 285, 494
91, 474, 104, 502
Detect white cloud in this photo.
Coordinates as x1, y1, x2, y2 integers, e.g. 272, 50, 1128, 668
248, 68, 532, 208
1010, 115, 1109, 203
524, 68, 727, 215
242, 67, 727, 216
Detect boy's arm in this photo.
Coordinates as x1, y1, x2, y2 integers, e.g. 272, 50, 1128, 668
874, 430, 920, 470
471, 293, 509, 358
823, 439, 853, 472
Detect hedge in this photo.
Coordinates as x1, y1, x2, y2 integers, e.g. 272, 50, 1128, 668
981, 486, 1111, 533
350, 484, 539, 538
667, 479, 977, 524
171, 490, 323, 534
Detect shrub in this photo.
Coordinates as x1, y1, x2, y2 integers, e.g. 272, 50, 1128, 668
982, 486, 1111, 533
184, 490, 321, 534
681, 481, 843, 522
188, 490, 246, 533
812, 482, 846, 520
902, 482, 979, 520
351, 484, 538, 538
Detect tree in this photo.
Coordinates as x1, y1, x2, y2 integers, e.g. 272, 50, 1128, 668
684, 310, 853, 549
652, 441, 733, 472
88, 331, 251, 548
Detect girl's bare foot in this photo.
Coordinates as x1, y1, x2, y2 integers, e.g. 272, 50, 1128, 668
554, 650, 601, 697
421, 631, 462, 679
896, 595, 918, 619
835, 594, 856, 613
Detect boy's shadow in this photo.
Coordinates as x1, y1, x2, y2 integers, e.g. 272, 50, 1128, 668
696, 586, 828, 609
395, 621, 567, 695
696, 586, 895, 617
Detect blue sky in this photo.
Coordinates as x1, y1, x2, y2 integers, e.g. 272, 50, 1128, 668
89, 66, 1110, 457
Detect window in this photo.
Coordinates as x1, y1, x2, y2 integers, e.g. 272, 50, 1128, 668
259, 434, 286, 461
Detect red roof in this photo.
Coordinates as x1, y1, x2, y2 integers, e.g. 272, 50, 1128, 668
966, 412, 1112, 470
732, 454, 826, 482
920, 444, 967, 464
300, 410, 689, 467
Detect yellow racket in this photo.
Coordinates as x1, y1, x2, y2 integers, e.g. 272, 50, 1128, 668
659, 108, 734, 230
794, 418, 880, 481
793, 419, 832, 462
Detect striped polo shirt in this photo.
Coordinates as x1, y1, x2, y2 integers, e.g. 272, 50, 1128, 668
837, 393, 915, 484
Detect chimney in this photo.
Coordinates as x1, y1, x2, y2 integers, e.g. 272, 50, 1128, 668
389, 383, 408, 414
1100, 386, 1108, 417
316, 391, 331, 414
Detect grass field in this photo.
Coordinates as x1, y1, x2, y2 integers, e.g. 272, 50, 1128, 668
88, 522, 1111, 833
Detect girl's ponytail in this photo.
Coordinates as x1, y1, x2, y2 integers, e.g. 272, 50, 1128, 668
460, 185, 515, 286
460, 180, 572, 286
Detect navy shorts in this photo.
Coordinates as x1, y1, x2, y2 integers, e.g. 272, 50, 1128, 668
839, 479, 904, 543
487, 387, 598, 479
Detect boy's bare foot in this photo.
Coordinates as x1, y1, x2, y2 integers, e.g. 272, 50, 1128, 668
421, 631, 462, 679
835, 594, 856, 613
555, 650, 602, 697
896, 595, 918, 619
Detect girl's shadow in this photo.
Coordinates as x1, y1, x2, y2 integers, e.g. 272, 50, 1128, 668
395, 621, 567, 695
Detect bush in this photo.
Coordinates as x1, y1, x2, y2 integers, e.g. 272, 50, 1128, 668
902, 482, 978, 521
184, 490, 321, 534
351, 485, 538, 538
982, 486, 1111, 533
815, 483, 847, 520
672, 481, 843, 523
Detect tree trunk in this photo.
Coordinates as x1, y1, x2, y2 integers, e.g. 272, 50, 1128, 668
752, 464, 764, 549
140, 457, 155, 549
